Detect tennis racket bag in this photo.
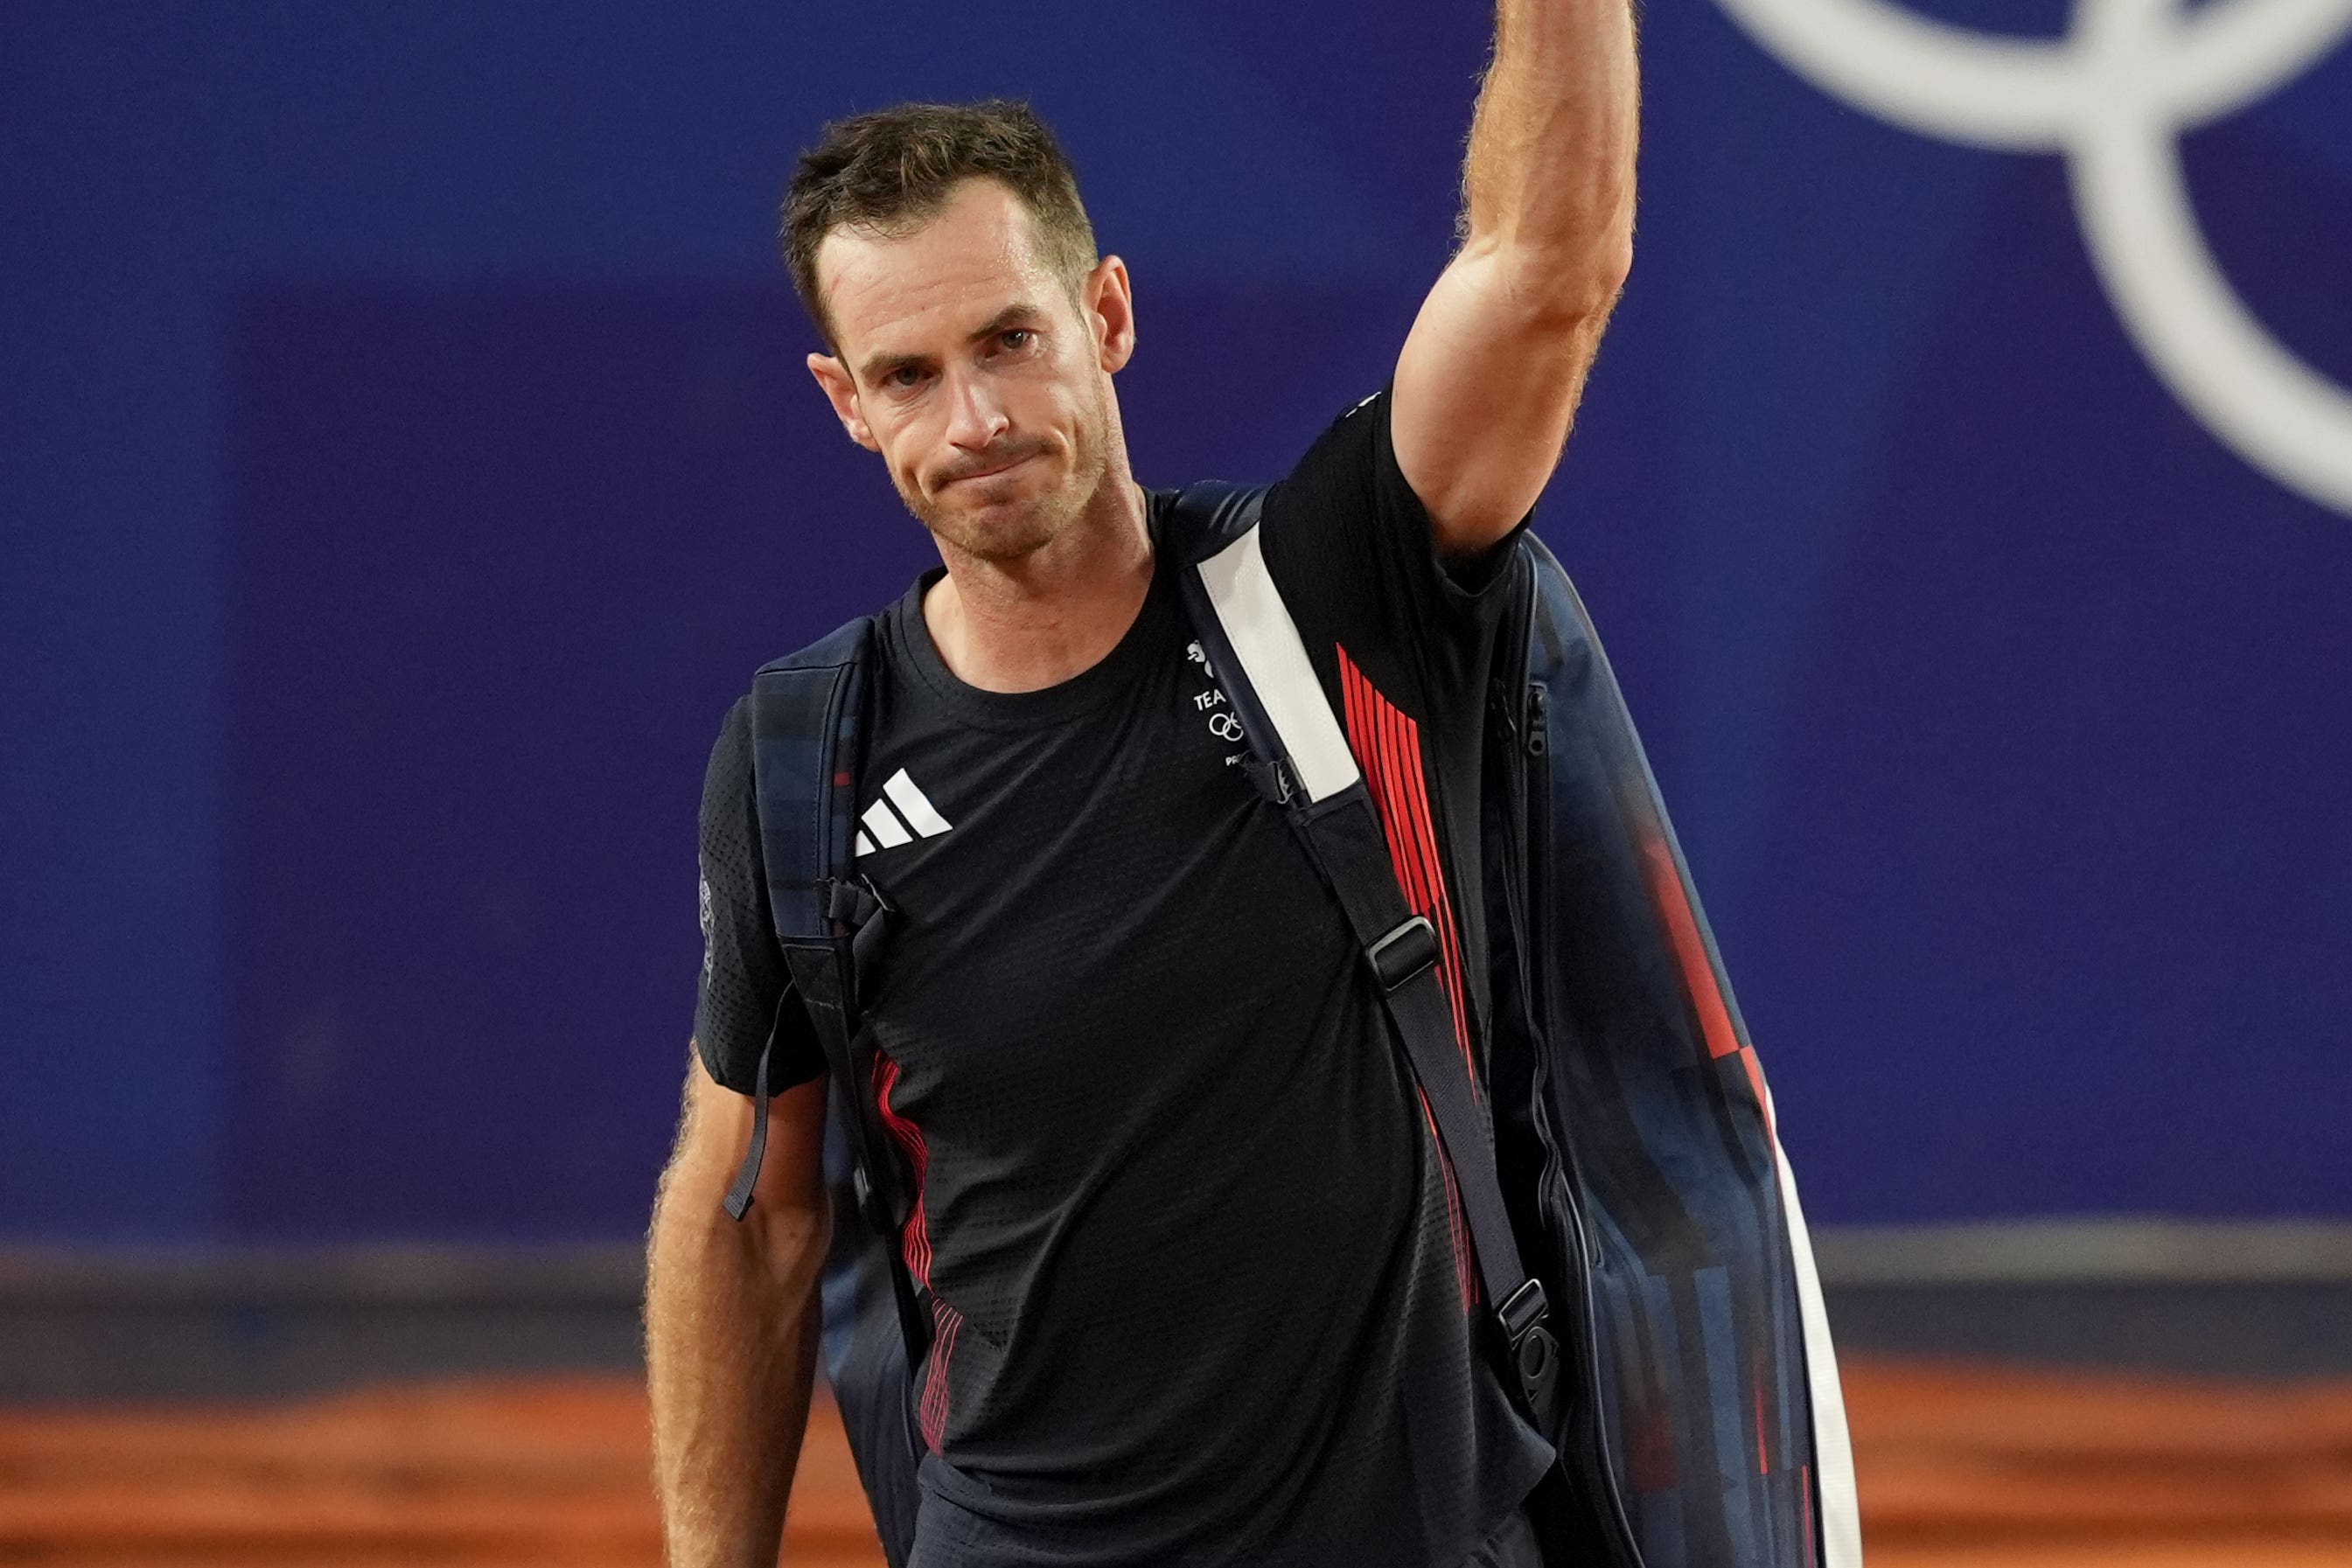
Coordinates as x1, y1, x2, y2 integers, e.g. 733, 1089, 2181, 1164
730, 484, 1860, 1568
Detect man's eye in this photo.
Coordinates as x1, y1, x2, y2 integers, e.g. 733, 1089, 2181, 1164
886, 366, 925, 389
998, 329, 1033, 352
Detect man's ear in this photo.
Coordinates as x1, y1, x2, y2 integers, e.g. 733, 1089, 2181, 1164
807, 352, 878, 451
1085, 255, 1134, 375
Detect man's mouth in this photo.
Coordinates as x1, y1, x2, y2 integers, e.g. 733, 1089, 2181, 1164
939, 450, 1040, 489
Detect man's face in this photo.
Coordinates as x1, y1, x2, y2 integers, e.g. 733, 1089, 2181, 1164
809, 179, 1129, 564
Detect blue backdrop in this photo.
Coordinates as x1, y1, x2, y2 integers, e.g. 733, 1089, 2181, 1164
5, 1, 2348, 1242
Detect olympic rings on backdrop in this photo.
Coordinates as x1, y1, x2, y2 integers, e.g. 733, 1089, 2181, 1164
1713, 0, 2352, 516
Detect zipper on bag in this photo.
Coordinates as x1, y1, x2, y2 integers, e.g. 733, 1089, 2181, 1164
1513, 667, 1645, 1568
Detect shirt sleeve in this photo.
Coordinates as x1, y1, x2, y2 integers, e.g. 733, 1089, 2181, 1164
1256, 387, 1527, 725
692, 697, 827, 1097
1253, 388, 1528, 1063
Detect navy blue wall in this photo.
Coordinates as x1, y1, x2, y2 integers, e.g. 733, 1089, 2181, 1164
5, 2, 2349, 1242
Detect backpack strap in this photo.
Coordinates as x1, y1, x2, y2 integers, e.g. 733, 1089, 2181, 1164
736, 615, 932, 1374
1163, 483, 1560, 1425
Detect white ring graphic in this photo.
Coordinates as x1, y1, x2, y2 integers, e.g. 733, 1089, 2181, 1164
1713, 0, 2352, 515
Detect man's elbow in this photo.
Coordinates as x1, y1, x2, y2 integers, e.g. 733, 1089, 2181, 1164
651, 1153, 832, 1306
750, 1199, 833, 1296
649, 1065, 834, 1288
1578, 227, 1635, 316
1516, 229, 1632, 330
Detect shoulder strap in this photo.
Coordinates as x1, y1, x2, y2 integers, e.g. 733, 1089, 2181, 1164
737, 615, 932, 1374
1164, 483, 1560, 1424
744, 615, 870, 950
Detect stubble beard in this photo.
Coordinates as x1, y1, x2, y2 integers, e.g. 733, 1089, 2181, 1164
900, 387, 1113, 567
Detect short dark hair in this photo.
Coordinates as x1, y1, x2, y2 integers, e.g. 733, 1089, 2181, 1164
781, 99, 1098, 345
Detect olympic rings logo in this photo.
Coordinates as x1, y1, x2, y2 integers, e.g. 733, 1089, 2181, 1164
1713, 0, 2352, 516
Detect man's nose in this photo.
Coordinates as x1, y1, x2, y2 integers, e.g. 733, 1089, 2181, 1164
943, 370, 1009, 451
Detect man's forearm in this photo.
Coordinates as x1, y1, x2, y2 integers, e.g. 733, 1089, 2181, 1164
1462, 0, 1639, 302
1389, 0, 1639, 547
646, 1135, 829, 1567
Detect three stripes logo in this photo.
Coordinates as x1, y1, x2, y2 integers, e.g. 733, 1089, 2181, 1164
855, 769, 953, 857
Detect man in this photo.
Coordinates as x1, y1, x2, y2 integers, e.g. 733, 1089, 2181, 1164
646, 3, 1637, 1562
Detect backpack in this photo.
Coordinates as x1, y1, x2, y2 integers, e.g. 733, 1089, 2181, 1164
725, 483, 1862, 1568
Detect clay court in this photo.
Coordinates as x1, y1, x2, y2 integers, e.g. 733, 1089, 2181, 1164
8, 1357, 2352, 1567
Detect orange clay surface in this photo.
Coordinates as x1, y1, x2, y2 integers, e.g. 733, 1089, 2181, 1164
3, 1357, 2351, 1565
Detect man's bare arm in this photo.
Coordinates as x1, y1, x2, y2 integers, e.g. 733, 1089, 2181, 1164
646, 1058, 832, 1568
1392, 0, 1640, 554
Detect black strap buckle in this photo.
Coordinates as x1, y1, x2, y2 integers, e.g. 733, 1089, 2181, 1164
1497, 1278, 1560, 1421
1499, 1277, 1549, 1342
1240, 756, 1294, 805
1366, 915, 1439, 992
821, 874, 892, 929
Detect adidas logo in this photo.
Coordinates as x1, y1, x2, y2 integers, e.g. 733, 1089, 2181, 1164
855, 769, 953, 857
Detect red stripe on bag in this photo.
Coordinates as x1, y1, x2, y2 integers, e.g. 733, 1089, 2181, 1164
1639, 834, 1743, 1062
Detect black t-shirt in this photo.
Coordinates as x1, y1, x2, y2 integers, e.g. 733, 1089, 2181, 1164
694, 391, 1553, 1567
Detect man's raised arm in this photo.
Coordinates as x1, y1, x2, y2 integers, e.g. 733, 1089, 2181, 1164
1392, 0, 1639, 555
